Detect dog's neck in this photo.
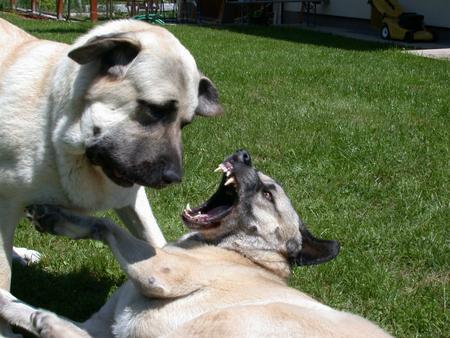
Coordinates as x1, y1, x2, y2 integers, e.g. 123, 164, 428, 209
176, 232, 291, 281
222, 240, 291, 280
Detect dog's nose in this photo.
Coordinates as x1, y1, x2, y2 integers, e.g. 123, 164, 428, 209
234, 149, 252, 166
162, 167, 182, 184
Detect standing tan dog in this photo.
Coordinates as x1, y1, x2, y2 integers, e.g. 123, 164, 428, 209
0, 18, 222, 335
0, 151, 391, 337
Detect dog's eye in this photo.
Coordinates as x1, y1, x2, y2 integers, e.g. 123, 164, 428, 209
136, 99, 178, 126
263, 190, 273, 202
138, 100, 165, 118
149, 109, 166, 120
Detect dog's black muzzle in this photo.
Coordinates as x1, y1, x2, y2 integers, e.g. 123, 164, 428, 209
86, 142, 182, 188
225, 149, 252, 167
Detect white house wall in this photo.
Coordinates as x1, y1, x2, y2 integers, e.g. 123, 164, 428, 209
400, 0, 450, 28
284, 0, 369, 19
284, 0, 450, 28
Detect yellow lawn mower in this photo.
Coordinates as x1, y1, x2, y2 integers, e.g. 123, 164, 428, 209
369, 0, 436, 42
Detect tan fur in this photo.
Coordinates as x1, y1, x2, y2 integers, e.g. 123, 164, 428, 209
108, 245, 390, 338
0, 18, 222, 336
0, 240, 391, 338
0, 153, 391, 338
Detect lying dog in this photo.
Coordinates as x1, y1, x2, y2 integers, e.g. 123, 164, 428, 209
0, 150, 391, 337
0, 18, 221, 303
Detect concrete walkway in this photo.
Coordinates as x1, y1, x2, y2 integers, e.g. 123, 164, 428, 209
405, 48, 450, 60
295, 19, 450, 61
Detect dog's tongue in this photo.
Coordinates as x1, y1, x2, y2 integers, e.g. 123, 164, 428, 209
184, 205, 229, 224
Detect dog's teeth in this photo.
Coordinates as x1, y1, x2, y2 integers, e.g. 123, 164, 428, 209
224, 177, 236, 186
214, 167, 222, 173
186, 204, 192, 212
226, 170, 232, 177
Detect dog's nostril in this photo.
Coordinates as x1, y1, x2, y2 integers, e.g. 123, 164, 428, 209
242, 152, 251, 165
162, 168, 182, 184
93, 126, 101, 136
235, 149, 251, 166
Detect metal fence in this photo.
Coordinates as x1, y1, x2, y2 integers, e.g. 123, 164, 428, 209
0, 0, 194, 22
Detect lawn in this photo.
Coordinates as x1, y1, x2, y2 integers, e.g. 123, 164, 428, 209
1, 12, 449, 338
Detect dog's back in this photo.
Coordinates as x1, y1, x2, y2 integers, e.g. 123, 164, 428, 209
0, 18, 35, 42
0, 19, 69, 200
0, 18, 36, 63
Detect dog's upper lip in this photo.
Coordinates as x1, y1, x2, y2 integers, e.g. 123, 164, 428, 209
215, 161, 239, 188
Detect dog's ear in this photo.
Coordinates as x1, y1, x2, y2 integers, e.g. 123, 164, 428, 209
68, 34, 141, 75
295, 227, 340, 266
195, 76, 223, 117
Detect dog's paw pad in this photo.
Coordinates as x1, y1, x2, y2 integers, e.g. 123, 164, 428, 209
12, 247, 42, 265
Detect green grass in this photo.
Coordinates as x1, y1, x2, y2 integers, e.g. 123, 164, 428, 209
2, 12, 449, 337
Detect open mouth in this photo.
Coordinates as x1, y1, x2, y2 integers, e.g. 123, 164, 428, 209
182, 161, 239, 230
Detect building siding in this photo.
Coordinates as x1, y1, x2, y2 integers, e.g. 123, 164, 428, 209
284, 0, 450, 28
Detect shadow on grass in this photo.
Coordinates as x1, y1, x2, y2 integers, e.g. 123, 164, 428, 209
25, 27, 91, 35
217, 25, 391, 51
11, 262, 123, 323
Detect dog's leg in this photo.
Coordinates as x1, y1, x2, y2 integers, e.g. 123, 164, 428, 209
0, 288, 39, 336
115, 186, 166, 248
0, 289, 90, 338
0, 201, 21, 290
26, 205, 202, 299
0, 201, 24, 337
26, 204, 155, 273
31, 311, 91, 338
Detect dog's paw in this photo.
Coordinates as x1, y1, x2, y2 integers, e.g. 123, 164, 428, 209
0, 291, 24, 338
12, 247, 42, 265
25, 204, 64, 235
31, 311, 60, 338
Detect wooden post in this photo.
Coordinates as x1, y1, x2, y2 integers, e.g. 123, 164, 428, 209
31, 0, 37, 13
56, 0, 63, 19
10, 0, 16, 10
90, 0, 98, 22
